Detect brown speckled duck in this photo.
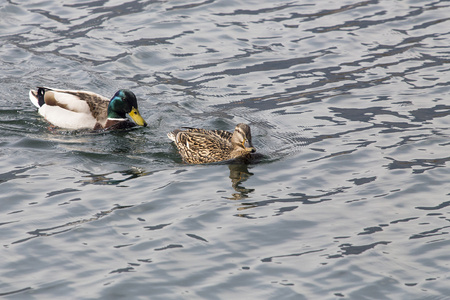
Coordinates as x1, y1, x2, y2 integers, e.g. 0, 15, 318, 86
167, 123, 256, 164
29, 87, 147, 130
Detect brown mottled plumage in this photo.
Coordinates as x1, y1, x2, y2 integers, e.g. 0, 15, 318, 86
168, 123, 256, 164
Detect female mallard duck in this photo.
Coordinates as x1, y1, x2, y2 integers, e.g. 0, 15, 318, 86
29, 87, 147, 130
167, 123, 256, 164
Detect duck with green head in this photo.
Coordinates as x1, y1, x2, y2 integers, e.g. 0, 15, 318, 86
29, 87, 147, 130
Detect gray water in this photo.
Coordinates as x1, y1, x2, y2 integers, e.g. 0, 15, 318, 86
1, 0, 450, 299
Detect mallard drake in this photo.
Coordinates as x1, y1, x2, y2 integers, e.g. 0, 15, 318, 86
29, 87, 147, 130
167, 123, 256, 164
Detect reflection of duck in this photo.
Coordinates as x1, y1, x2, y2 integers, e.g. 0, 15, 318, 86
29, 87, 147, 130
228, 164, 255, 201
167, 123, 256, 164
77, 168, 149, 186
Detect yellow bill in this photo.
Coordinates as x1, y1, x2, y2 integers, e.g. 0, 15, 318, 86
129, 107, 147, 127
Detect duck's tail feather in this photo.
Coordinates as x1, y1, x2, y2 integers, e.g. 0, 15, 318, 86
167, 130, 181, 142
29, 87, 47, 108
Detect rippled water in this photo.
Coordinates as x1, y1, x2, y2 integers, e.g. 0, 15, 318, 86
1, 0, 450, 299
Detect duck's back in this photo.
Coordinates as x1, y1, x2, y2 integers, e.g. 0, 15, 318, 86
29, 88, 110, 129
173, 128, 234, 164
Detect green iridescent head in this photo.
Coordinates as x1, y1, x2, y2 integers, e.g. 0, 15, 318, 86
107, 89, 147, 127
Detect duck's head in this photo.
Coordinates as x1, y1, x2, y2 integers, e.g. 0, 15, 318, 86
107, 90, 147, 127
231, 123, 256, 153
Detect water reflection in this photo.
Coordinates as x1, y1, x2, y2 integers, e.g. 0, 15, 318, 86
227, 163, 255, 201
38, 128, 148, 155
385, 156, 450, 174
76, 167, 150, 186
0, 165, 36, 184
328, 241, 391, 259
11, 204, 132, 245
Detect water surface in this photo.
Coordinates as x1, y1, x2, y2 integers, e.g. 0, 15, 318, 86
1, 0, 450, 299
